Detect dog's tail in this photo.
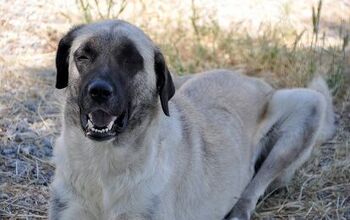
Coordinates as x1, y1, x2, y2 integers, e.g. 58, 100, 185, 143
308, 76, 336, 143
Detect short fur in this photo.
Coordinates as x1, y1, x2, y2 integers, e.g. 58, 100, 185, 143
50, 20, 335, 220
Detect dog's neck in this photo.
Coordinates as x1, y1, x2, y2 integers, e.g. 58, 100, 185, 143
61, 105, 173, 183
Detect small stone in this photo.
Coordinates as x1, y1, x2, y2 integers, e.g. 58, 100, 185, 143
14, 134, 23, 142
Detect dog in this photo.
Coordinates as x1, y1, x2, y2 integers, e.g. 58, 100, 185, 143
50, 20, 336, 220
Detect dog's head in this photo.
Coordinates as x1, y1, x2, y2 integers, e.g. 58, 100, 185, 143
55, 20, 175, 142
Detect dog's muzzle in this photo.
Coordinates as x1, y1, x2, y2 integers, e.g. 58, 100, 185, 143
80, 79, 129, 141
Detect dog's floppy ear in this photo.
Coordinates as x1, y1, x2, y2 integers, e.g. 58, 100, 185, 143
154, 49, 175, 116
55, 25, 84, 89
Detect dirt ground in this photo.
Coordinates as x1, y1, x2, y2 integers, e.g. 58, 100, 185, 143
0, 0, 349, 219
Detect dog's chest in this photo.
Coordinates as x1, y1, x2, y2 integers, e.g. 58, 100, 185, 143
69, 164, 156, 219
102, 184, 159, 219
68, 151, 160, 219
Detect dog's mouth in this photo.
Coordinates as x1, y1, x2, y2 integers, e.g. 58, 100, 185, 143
81, 109, 129, 141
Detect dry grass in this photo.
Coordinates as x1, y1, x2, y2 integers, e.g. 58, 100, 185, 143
0, 0, 349, 219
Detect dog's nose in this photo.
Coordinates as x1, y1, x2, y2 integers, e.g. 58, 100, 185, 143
88, 80, 113, 102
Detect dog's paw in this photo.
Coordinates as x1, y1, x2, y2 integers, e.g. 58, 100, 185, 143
227, 211, 250, 220
225, 198, 253, 220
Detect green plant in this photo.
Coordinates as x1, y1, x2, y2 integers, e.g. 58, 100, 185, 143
76, 0, 127, 23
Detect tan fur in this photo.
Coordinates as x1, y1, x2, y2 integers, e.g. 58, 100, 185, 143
50, 20, 335, 220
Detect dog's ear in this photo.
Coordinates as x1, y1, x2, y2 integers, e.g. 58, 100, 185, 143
154, 49, 175, 116
55, 25, 84, 89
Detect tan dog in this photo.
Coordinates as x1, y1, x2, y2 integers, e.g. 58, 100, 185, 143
50, 20, 335, 220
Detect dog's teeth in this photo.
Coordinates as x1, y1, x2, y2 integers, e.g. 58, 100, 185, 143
107, 117, 117, 130
87, 115, 116, 134
107, 121, 114, 130
87, 120, 94, 129
87, 117, 116, 133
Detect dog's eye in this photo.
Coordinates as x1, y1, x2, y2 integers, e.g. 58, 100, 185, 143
76, 55, 89, 62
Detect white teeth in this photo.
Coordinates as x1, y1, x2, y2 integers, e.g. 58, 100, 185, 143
87, 116, 117, 134
107, 117, 117, 130
89, 126, 108, 133
87, 119, 94, 129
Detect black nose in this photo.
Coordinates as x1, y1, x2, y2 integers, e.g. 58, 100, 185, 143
88, 80, 113, 102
